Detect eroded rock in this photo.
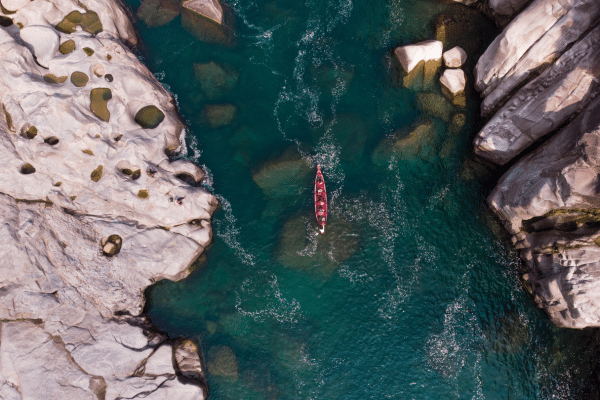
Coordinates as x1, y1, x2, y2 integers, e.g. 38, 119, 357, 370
442, 46, 467, 68
439, 69, 466, 107
181, 0, 230, 45
394, 40, 442, 90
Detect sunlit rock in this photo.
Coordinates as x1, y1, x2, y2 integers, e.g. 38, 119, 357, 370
19, 26, 59, 68
439, 69, 466, 108
394, 40, 442, 90
442, 46, 467, 68
474, 23, 600, 165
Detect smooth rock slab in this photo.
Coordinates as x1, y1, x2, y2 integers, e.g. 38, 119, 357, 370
443, 46, 467, 68
181, 0, 230, 45
19, 26, 59, 68
394, 40, 442, 90
474, 23, 600, 165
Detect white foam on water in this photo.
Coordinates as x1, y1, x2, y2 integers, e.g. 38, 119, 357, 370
325, 0, 353, 32
235, 272, 302, 323
379, 1, 405, 48
214, 195, 256, 266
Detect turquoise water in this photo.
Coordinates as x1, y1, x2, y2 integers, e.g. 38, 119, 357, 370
124, 0, 599, 398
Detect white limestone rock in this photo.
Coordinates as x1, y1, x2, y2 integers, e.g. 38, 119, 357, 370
488, 0, 532, 18
474, 23, 600, 165
475, 0, 600, 115
394, 40, 443, 90
19, 26, 59, 68
181, 0, 230, 45
0, 0, 214, 398
440, 69, 465, 96
2, 0, 30, 12
442, 46, 467, 68
488, 96, 600, 328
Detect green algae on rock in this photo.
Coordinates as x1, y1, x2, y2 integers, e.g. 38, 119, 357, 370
372, 119, 437, 165
137, 189, 149, 199
82, 149, 94, 155
416, 92, 454, 122
134, 105, 165, 129
55, 10, 103, 35
70, 71, 89, 87
101, 234, 122, 256
43, 74, 68, 84
21, 124, 37, 139
193, 61, 238, 99
90, 88, 112, 122
20, 163, 36, 174
90, 165, 103, 182
137, 0, 180, 27
83, 47, 95, 56
58, 39, 75, 54
44, 136, 59, 145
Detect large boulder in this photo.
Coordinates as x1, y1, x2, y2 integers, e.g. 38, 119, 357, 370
474, 23, 600, 165
252, 148, 311, 199
488, 95, 600, 328
394, 40, 443, 90
372, 119, 438, 165
439, 69, 466, 107
193, 61, 239, 99
475, 0, 600, 115
442, 46, 467, 68
181, 0, 230, 45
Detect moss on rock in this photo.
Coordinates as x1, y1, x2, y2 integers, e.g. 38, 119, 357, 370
43, 74, 68, 84
137, 189, 149, 199
131, 169, 141, 180
58, 39, 75, 54
2, 104, 14, 131
55, 10, 103, 35
90, 165, 103, 182
82, 149, 94, 155
22, 124, 37, 139
90, 88, 112, 122
134, 105, 165, 129
70, 71, 89, 87
83, 47, 95, 56
20, 163, 36, 174
102, 234, 122, 256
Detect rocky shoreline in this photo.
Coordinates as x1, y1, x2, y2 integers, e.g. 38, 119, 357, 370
0, 0, 219, 398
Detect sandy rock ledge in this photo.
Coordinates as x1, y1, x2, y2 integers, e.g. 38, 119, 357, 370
0, 0, 217, 398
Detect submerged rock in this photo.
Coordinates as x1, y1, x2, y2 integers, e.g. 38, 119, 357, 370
372, 119, 437, 165
203, 103, 237, 128
394, 40, 442, 90
138, 0, 181, 27
416, 92, 454, 122
194, 61, 239, 99
252, 148, 311, 199
208, 346, 239, 380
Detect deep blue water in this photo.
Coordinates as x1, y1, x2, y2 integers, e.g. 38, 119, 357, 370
124, 0, 599, 398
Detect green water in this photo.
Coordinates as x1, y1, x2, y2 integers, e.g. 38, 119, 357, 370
124, 0, 599, 398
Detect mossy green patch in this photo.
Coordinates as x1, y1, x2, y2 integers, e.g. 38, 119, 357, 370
106, 54, 112, 61
131, 169, 141, 180
90, 165, 103, 182
43, 74, 68, 84
20, 163, 36, 174
58, 40, 75, 55
16, 22, 23, 29
134, 105, 165, 129
22, 125, 37, 139
2, 104, 14, 131
83, 47, 94, 56
70, 71, 89, 87
55, 10, 103, 35
54, 182, 62, 187
82, 149, 94, 155
90, 88, 112, 122
0, 3, 16, 14
121, 168, 133, 176
137, 190, 149, 199
44, 136, 59, 145
102, 234, 122, 256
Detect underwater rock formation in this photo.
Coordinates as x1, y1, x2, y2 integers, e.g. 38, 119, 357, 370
0, 0, 217, 397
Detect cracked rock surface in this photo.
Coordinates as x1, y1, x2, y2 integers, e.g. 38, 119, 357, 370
0, 0, 216, 397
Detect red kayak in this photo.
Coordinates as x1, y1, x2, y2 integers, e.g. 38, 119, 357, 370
314, 164, 327, 234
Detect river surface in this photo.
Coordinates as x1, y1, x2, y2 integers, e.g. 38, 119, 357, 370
124, 0, 599, 398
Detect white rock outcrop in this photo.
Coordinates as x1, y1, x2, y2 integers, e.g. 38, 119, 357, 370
394, 40, 443, 90
182, 0, 223, 25
0, 0, 216, 398
440, 69, 466, 96
474, 22, 600, 165
442, 46, 467, 68
475, 0, 600, 116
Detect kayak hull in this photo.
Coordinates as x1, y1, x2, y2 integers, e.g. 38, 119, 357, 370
314, 165, 327, 233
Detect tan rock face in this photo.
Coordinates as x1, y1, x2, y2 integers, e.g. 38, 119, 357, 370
0, 0, 214, 398
182, 0, 223, 25
442, 46, 467, 68
181, 0, 231, 45
440, 69, 466, 108
394, 40, 443, 90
